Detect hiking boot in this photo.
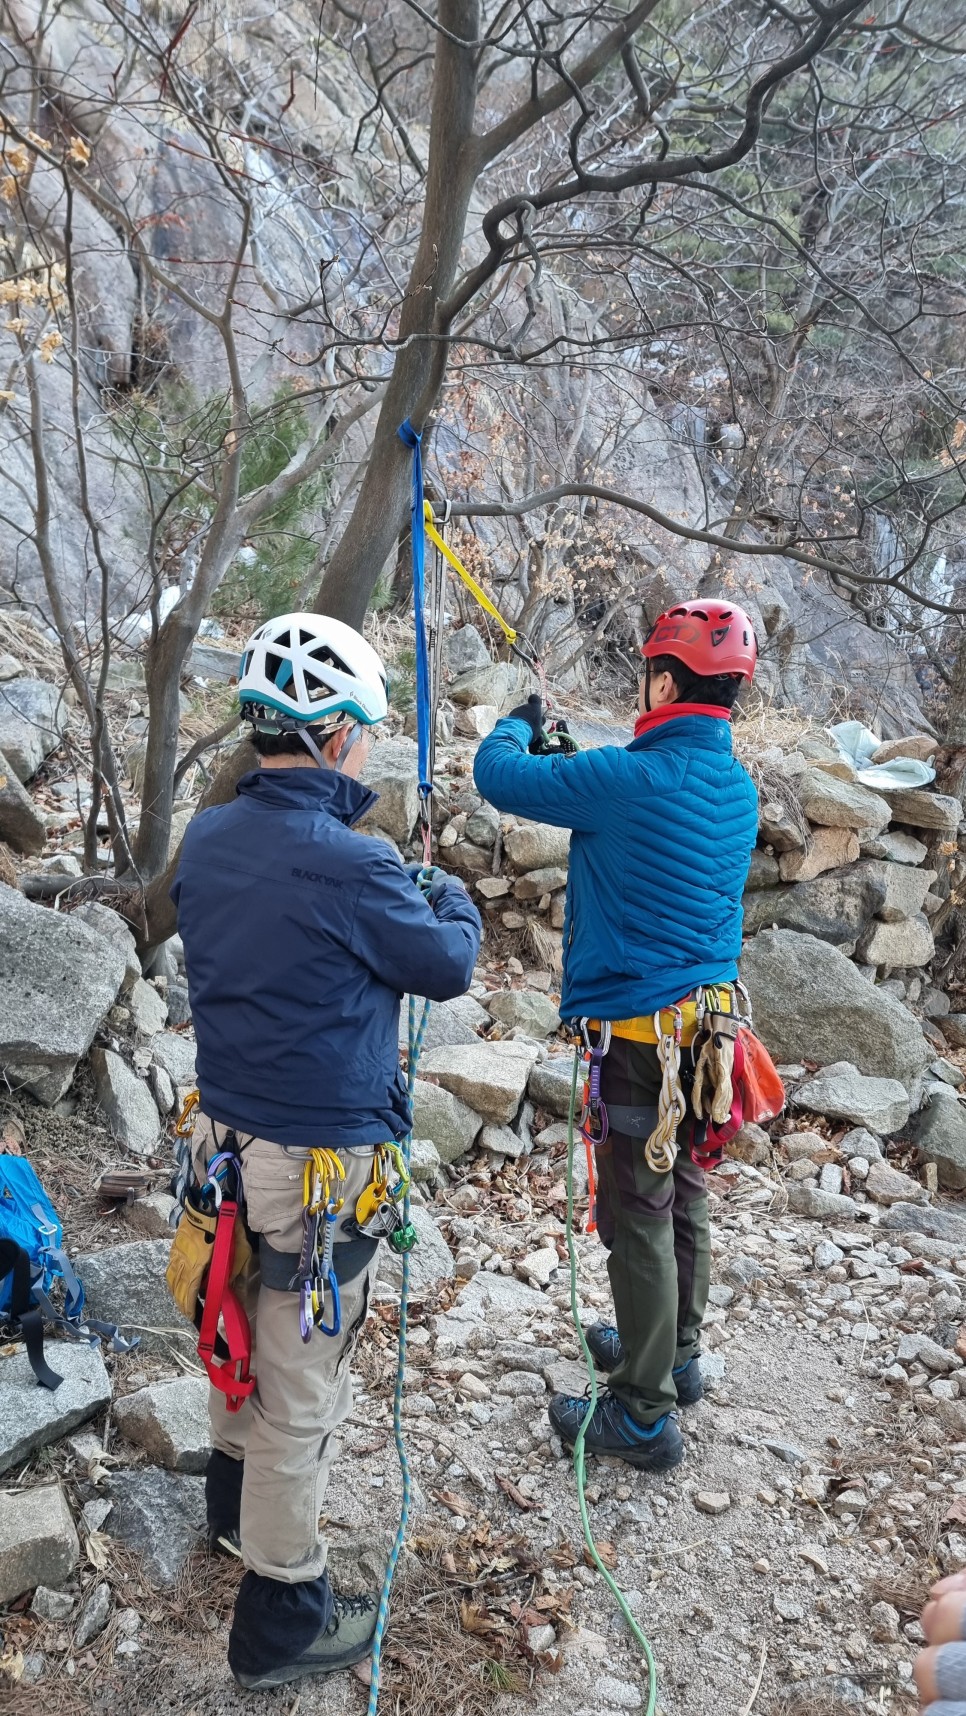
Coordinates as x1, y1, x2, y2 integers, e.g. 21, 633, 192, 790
583, 1326, 705, 1408
232, 1591, 378, 1689
672, 1356, 704, 1406
584, 1322, 622, 1372
548, 1389, 684, 1471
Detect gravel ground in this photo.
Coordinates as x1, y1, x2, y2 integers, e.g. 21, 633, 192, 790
4, 1093, 950, 1716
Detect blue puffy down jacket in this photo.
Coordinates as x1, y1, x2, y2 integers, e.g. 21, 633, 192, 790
473, 712, 758, 1021
171, 768, 482, 1148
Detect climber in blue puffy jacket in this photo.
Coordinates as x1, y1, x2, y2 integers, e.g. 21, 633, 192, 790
474, 600, 759, 1473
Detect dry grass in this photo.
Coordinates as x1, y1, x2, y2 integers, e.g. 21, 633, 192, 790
383, 1546, 530, 1716
525, 919, 563, 975
0, 609, 64, 680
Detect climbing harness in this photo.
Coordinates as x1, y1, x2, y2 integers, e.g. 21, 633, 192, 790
565, 1050, 659, 1715
296, 1149, 346, 1341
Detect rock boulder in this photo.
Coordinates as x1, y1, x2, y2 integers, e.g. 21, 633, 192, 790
114, 1377, 211, 1473
360, 737, 420, 843
793, 769, 891, 834
107, 1469, 205, 1586
74, 1239, 194, 1354
411, 1079, 481, 1163
0, 885, 126, 1102
880, 788, 962, 833
0, 678, 66, 780
91, 1047, 161, 1156
741, 930, 930, 1088
503, 820, 571, 873
0, 1344, 111, 1476
791, 1062, 911, 1134
778, 827, 858, 883
0, 1484, 79, 1605
418, 1040, 539, 1124
0, 748, 46, 853
910, 1093, 966, 1191
485, 990, 561, 1039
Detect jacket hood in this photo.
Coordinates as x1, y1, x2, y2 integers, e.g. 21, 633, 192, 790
235, 767, 378, 828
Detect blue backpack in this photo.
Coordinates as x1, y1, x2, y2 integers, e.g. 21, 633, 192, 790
0, 1155, 136, 1390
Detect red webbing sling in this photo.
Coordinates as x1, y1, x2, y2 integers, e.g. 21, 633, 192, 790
197, 1197, 255, 1414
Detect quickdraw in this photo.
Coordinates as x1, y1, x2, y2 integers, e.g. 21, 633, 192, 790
297, 1149, 346, 1341
574, 1018, 611, 1234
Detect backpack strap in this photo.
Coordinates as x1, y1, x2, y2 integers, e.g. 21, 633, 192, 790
0, 1238, 63, 1391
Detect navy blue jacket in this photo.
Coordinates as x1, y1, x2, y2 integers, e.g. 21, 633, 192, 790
171, 768, 482, 1148
474, 712, 757, 1021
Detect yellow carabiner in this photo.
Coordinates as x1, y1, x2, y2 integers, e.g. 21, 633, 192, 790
304, 1151, 345, 1221
355, 1148, 391, 1227
175, 1089, 200, 1137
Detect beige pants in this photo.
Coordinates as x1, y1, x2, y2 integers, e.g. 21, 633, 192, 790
192, 1116, 378, 1584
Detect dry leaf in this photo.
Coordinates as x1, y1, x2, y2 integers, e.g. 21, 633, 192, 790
583, 1539, 618, 1571
86, 1529, 111, 1571
1, 1116, 25, 1156
945, 1498, 966, 1527
433, 1488, 472, 1517
0, 1649, 24, 1682
495, 1474, 538, 1512
460, 1599, 496, 1635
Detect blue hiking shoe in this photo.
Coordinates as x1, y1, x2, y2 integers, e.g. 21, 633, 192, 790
672, 1356, 704, 1406
548, 1390, 684, 1470
584, 1323, 622, 1372
584, 1326, 705, 1408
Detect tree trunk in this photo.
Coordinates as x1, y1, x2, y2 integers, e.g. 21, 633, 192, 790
946, 628, 966, 750
141, 735, 258, 949
130, 615, 201, 880
313, 0, 481, 628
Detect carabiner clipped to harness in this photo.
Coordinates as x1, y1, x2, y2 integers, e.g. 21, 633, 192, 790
572, 1019, 612, 1235
297, 1150, 346, 1342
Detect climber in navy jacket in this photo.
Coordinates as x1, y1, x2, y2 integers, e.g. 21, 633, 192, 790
474, 600, 758, 1475
171, 612, 481, 1693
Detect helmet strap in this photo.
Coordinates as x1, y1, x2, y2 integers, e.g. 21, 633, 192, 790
298, 720, 363, 772
643, 658, 653, 714
299, 726, 329, 769
334, 723, 363, 773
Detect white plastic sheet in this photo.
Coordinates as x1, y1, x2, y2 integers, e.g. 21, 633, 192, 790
827, 720, 935, 791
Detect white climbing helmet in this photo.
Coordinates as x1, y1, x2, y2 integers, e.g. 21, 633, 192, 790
238, 612, 389, 730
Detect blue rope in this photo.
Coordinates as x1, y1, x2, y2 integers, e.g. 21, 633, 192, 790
366, 991, 432, 1716
397, 419, 433, 803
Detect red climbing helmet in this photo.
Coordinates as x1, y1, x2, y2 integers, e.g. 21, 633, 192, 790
641, 600, 758, 681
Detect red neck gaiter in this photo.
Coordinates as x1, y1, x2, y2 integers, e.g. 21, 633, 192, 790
633, 702, 732, 739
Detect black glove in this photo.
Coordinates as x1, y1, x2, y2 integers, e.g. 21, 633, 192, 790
425, 868, 464, 907
405, 863, 462, 906
506, 694, 544, 747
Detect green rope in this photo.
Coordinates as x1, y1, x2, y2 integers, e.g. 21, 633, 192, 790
565, 1048, 659, 1715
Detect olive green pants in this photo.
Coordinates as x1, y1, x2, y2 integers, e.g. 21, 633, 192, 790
594, 1037, 711, 1426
